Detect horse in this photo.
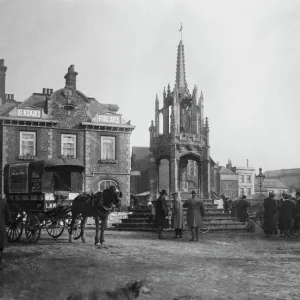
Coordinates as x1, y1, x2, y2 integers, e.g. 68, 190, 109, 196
68, 186, 122, 246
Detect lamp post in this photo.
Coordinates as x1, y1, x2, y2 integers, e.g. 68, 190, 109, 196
255, 167, 265, 195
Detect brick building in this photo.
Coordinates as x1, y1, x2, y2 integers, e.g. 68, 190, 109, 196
215, 165, 239, 199
0, 60, 135, 208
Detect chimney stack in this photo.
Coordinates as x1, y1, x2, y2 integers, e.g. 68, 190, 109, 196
247, 159, 249, 167
0, 59, 7, 106
64, 65, 78, 89
42, 88, 47, 94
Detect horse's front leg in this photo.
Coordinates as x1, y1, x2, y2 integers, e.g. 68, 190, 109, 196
69, 215, 76, 243
81, 216, 87, 243
95, 216, 100, 246
100, 218, 106, 245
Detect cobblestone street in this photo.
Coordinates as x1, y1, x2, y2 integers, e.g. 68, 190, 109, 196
1, 230, 300, 300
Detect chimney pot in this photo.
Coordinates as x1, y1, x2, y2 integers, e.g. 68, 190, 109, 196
11, 94, 14, 101
0, 59, 4, 66
43, 88, 47, 94
50, 89, 53, 94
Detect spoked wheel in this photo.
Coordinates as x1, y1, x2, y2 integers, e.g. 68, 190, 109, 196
199, 217, 211, 233
46, 219, 65, 238
6, 204, 24, 242
25, 214, 41, 243
67, 215, 82, 240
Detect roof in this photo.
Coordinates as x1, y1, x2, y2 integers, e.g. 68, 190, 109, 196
255, 178, 288, 189
264, 168, 300, 178
132, 147, 149, 160
0, 101, 20, 116
18, 93, 46, 109
218, 166, 235, 174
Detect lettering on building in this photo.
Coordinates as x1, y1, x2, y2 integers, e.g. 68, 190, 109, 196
17, 109, 42, 118
98, 114, 120, 124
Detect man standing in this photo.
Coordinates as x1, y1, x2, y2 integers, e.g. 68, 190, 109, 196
0, 198, 11, 270
263, 192, 277, 236
171, 192, 184, 238
294, 192, 300, 234
282, 194, 296, 237
155, 189, 169, 239
183, 190, 204, 242
237, 195, 250, 223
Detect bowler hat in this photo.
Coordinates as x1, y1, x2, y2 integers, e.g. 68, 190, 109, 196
296, 192, 300, 197
191, 190, 196, 195
241, 195, 247, 199
269, 192, 275, 197
171, 191, 178, 196
160, 189, 168, 196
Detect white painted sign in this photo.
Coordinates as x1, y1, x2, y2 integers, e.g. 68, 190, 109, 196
17, 109, 42, 118
98, 114, 120, 124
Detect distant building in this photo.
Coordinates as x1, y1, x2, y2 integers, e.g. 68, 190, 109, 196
0, 60, 135, 207
216, 165, 239, 199
264, 168, 300, 194
254, 178, 289, 197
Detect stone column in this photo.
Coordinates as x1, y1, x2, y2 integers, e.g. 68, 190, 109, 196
179, 160, 188, 192
149, 158, 160, 201
169, 158, 179, 194
198, 161, 204, 198
202, 159, 211, 199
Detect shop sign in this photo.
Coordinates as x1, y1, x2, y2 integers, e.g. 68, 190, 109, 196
17, 109, 42, 118
98, 114, 120, 124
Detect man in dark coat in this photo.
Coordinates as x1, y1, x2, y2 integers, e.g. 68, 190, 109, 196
294, 192, 300, 234
155, 189, 169, 239
236, 195, 250, 223
0, 198, 11, 270
282, 194, 296, 237
263, 192, 277, 236
183, 190, 204, 241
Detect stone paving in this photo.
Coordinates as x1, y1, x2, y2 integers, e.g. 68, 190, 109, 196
1, 230, 300, 300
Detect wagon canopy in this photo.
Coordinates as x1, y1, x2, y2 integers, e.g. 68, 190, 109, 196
42, 159, 84, 172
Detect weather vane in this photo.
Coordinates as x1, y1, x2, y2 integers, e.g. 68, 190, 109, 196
179, 23, 183, 40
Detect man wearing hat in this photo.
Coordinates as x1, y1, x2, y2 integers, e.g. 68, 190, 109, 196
236, 195, 250, 223
171, 191, 184, 238
263, 192, 277, 236
294, 192, 300, 234
281, 193, 296, 237
155, 189, 169, 239
183, 190, 204, 241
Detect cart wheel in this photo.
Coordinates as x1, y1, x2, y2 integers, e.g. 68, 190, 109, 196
199, 217, 211, 233
6, 204, 24, 242
25, 214, 41, 243
46, 219, 65, 238
67, 216, 82, 240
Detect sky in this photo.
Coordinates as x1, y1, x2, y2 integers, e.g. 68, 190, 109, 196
1, 0, 300, 172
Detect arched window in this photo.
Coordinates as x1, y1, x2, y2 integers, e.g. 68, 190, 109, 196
98, 180, 117, 191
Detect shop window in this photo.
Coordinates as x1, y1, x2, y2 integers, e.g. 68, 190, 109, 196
20, 131, 36, 157
246, 175, 251, 183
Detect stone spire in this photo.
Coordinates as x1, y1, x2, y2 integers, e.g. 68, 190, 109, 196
175, 40, 188, 95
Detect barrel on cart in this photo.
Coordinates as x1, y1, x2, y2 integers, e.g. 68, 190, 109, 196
5, 159, 85, 243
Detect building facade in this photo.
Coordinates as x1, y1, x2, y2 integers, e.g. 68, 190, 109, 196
148, 39, 213, 201
216, 165, 239, 199
0, 61, 135, 208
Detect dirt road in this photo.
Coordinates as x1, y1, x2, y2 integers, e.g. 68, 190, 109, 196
1, 230, 300, 300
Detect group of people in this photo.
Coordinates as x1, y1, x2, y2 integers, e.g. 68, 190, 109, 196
263, 192, 300, 237
149, 189, 205, 241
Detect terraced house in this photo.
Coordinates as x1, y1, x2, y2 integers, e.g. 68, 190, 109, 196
0, 60, 135, 208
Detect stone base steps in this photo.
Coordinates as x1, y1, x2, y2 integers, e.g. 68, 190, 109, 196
110, 197, 247, 233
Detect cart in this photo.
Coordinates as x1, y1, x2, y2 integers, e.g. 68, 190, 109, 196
5, 159, 85, 243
